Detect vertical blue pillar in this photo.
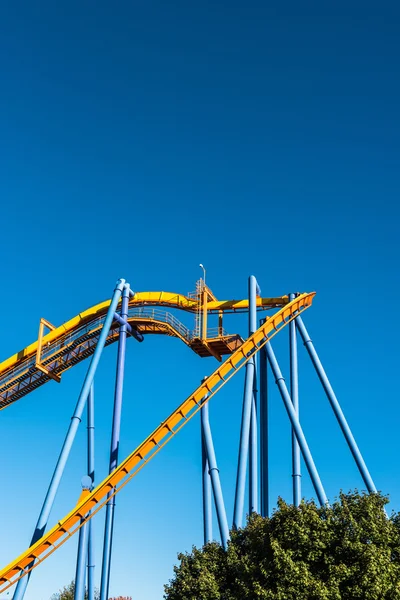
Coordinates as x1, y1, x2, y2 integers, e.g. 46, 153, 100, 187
201, 398, 212, 544
249, 375, 258, 514
248, 276, 258, 515
266, 341, 328, 506
289, 293, 301, 506
13, 279, 125, 600
74, 384, 95, 600
87, 384, 95, 600
233, 361, 254, 528
259, 342, 269, 517
201, 394, 230, 549
295, 316, 377, 494
100, 284, 129, 600
74, 478, 92, 600
233, 275, 258, 528
87, 519, 95, 600
74, 519, 89, 600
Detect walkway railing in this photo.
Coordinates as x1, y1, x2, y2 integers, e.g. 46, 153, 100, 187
0, 308, 236, 406
128, 308, 191, 340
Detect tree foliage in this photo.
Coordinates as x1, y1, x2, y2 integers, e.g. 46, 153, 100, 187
49, 581, 131, 600
50, 580, 99, 600
164, 491, 400, 599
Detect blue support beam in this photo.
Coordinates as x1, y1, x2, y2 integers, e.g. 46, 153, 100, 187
249, 373, 258, 514
289, 293, 301, 506
295, 316, 377, 494
233, 276, 258, 528
201, 394, 230, 549
201, 403, 212, 544
13, 279, 126, 600
87, 520, 95, 600
265, 341, 328, 507
100, 284, 130, 600
74, 479, 92, 600
113, 313, 144, 342
233, 360, 254, 528
259, 343, 269, 517
74, 383, 95, 600
87, 384, 95, 600
74, 520, 89, 600
249, 276, 258, 515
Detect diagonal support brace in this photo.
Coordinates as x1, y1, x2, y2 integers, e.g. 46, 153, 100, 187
35, 318, 61, 383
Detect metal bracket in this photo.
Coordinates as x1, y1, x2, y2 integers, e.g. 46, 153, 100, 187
35, 318, 61, 383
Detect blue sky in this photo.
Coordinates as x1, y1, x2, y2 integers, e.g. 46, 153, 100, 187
0, 1, 399, 598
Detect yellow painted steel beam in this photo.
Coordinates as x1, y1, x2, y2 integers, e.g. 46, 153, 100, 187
35, 318, 61, 384
0, 292, 289, 378
0, 317, 194, 408
131, 291, 289, 313
0, 292, 315, 594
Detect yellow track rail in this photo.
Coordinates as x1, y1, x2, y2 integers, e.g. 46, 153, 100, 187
0, 314, 192, 411
0, 292, 314, 594
131, 291, 289, 313
0, 292, 287, 377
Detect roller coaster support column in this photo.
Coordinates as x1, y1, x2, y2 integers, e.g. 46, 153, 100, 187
265, 342, 328, 506
87, 384, 95, 600
13, 279, 126, 600
74, 477, 92, 600
201, 396, 212, 544
74, 383, 95, 600
100, 284, 130, 600
113, 313, 144, 343
259, 342, 269, 517
233, 275, 258, 528
295, 316, 377, 494
249, 276, 258, 515
289, 293, 301, 506
201, 391, 229, 549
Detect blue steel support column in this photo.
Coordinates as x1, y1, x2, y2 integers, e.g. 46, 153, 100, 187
201, 394, 230, 549
295, 316, 377, 493
233, 363, 254, 528
100, 284, 130, 600
13, 279, 125, 600
87, 384, 95, 600
289, 293, 301, 506
233, 276, 258, 528
113, 313, 144, 342
87, 521, 95, 600
259, 342, 269, 517
249, 373, 258, 514
74, 383, 96, 600
74, 478, 92, 600
201, 398, 212, 544
266, 342, 328, 506
248, 276, 258, 515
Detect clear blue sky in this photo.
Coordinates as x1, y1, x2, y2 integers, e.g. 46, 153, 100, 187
0, 1, 399, 598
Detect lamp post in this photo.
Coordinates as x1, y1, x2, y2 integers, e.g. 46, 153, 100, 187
199, 264, 207, 339
199, 263, 206, 287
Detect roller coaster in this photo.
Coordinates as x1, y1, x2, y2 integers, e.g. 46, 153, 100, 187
0, 275, 377, 600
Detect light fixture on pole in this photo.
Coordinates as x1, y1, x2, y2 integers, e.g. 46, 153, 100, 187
199, 263, 206, 287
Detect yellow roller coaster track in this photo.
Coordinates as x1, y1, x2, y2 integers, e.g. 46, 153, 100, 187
0, 290, 289, 410
0, 291, 315, 594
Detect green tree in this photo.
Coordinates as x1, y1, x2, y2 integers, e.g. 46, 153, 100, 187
164, 491, 400, 600
50, 580, 100, 600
